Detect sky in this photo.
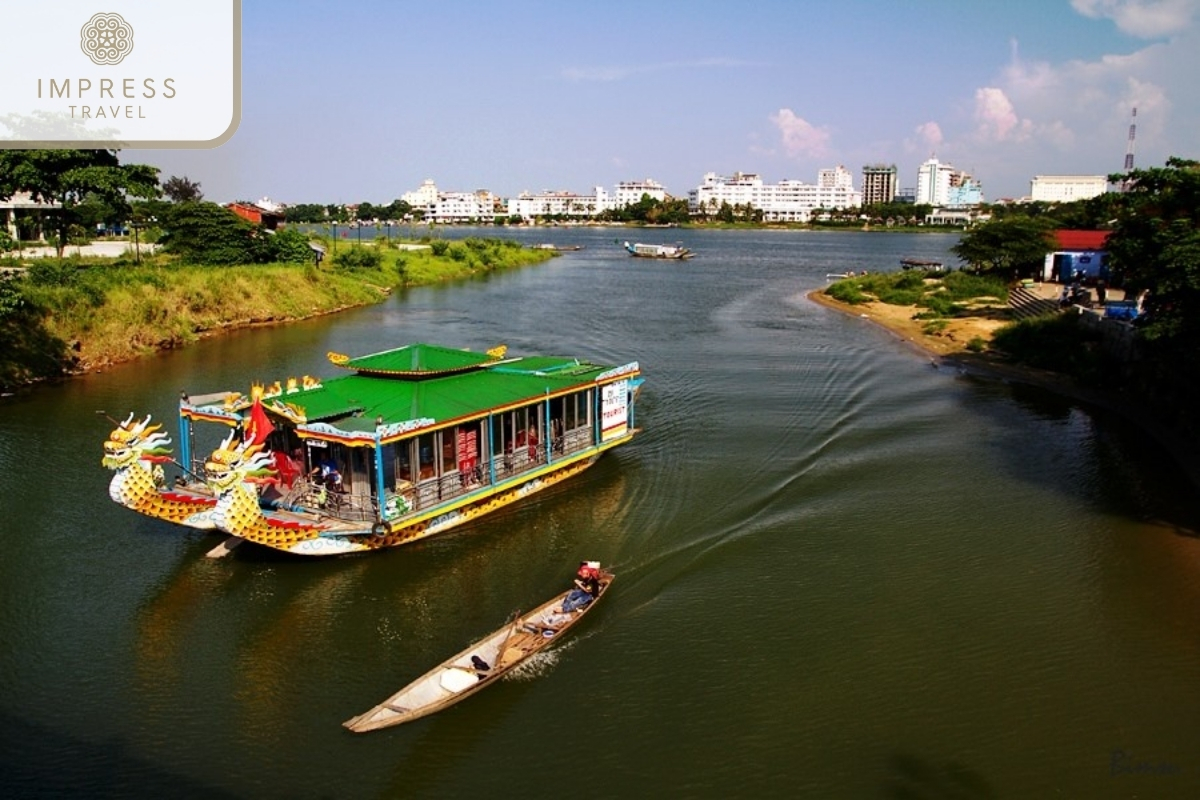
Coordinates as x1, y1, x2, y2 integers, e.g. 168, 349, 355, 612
127, 0, 1200, 205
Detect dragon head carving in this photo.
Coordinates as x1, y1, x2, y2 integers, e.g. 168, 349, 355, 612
102, 413, 173, 471
204, 431, 278, 495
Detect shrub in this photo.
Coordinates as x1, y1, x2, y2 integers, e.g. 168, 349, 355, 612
429, 240, 449, 256
332, 245, 382, 270
27, 260, 78, 286
966, 336, 987, 353
268, 228, 316, 264
826, 281, 868, 304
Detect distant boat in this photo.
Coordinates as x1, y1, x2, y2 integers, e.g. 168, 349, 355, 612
534, 244, 584, 252
900, 258, 944, 271
624, 241, 693, 260
343, 565, 614, 732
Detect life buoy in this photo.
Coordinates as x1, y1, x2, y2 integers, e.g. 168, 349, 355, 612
371, 522, 387, 538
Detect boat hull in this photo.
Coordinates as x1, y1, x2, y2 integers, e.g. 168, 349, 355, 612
277, 448, 611, 557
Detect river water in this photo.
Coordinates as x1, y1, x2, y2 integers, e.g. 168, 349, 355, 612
2, 229, 1198, 798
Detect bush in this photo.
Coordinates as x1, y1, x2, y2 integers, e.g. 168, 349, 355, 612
26, 260, 78, 286
429, 240, 449, 256
826, 281, 868, 304
332, 245, 382, 270
268, 228, 316, 264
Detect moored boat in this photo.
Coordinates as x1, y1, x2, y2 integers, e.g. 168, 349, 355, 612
104, 343, 643, 557
623, 241, 693, 260
343, 564, 614, 732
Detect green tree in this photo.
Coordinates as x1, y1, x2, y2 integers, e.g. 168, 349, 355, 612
1106, 158, 1200, 344
951, 216, 1057, 281
162, 175, 203, 203
266, 228, 315, 264
0, 149, 160, 258
284, 203, 327, 224
159, 201, 266, 265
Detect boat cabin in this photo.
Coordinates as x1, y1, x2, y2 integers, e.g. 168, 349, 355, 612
175, 343, 643, 537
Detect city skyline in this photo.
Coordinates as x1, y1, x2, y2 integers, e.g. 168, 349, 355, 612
126, 0, 1200, 204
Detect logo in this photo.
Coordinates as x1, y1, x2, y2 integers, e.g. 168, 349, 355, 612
80, 12, 134, 66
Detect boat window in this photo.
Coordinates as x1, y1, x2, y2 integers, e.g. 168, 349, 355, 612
417, 432, 436, 480
394, 440, 414, 485
440, 429, 457, 473
573, 390, 591, 430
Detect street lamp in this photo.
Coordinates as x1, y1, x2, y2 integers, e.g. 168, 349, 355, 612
131, 219, 144, 264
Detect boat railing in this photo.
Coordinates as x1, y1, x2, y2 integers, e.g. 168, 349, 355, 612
281, 478, 377, 522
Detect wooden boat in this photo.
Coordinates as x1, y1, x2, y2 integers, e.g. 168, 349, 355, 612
344, 566, 614, 732
900, 258, 944, 271
104, 343, 644, 557
623, 241, 693, 260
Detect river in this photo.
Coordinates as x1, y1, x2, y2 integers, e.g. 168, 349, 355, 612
2, 228, 1198, 798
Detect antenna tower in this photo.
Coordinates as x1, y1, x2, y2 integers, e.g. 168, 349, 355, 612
1123, 107, 1137, 172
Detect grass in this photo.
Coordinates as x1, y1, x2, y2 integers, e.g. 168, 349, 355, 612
2, 238, 555, 382
824, 269, 1009, 319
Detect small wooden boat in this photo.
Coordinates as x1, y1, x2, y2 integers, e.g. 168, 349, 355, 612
343, 567, 613, 733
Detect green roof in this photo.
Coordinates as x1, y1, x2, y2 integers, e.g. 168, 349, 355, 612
236, 344, 638, 439
331, 342, 500, 377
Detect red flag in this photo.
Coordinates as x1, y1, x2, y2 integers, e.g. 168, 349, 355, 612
244, 395, 275, 447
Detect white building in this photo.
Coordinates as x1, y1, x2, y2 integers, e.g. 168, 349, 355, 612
611, 179, 667, 208
1, 191, 60, 240
1029, 175, 1108, 203
504, 179, 669, 221
401, 179, 439, 208
426, 190, 500, 223
916, 158, 983, 207
687, 167, 861, 222
507, 189, 604, 219
916, 158, 954, 205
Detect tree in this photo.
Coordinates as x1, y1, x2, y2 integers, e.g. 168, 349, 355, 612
158, 201, 266, 265
162, 175, 203, 203
0, 149, 160, 258
266, 228, 315, 264
951, 216, 1057, 281
1106, 158, 1200, 343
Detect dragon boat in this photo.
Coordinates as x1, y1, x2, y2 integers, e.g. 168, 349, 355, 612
104, 342, 643, 557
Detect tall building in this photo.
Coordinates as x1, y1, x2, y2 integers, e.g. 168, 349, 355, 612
861, 164, 898, 206
916, 158, 954, 205
916, 158, 983, 207
1029, 175, 1108, 203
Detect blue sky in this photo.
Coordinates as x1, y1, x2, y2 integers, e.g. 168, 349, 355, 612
129, 0, 1200, 204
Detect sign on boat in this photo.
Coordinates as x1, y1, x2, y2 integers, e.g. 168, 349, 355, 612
102, 343, 644, 557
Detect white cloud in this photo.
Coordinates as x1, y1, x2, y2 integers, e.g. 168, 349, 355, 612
973, 87, 1034, 142
768, 109, 831, 159
1071, 0, 1198, 37
915, 121, 944, 150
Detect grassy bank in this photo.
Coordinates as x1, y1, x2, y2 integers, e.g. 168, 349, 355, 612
0, 238, 554, 387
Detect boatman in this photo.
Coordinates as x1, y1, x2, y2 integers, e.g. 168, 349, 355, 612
561, 562, 601, 613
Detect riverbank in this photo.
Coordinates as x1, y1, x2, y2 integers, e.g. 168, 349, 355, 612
809, 288, 1200, 492
0, 239, 555, 389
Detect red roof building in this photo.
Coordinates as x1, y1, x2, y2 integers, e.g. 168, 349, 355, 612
227, 202, 283, 230
1054, 230, 1109, 251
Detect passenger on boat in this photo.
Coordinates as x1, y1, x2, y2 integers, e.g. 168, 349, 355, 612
561, 562, 601, 613
311, 458, 342, 489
